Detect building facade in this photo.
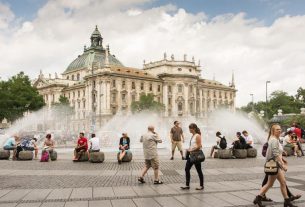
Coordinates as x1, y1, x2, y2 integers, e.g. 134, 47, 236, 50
34, 26, 237, 131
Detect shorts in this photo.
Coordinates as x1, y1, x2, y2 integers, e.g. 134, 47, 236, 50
75, 147, 87, 153
171, 141, 183, 151
3, 146, 16, 150
145, 158, 159, 170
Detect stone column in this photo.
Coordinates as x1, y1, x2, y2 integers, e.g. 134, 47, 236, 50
163, 83, 168, 117
199, 89, 203, 118
101, 81, 107, 114
184, 84, 189, 116
172, 85, 177, 117
106, 80, 111, 113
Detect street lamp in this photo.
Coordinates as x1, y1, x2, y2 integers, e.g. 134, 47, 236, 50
250, 93, 254, 111
265, 81, 271, 118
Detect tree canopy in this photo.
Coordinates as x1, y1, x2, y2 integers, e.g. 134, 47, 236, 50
241, 89, 305, 119
131, 94, 165, 113
0, 72, 44, 122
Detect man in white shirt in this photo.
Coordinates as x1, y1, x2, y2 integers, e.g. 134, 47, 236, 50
242, 130, 254, 149
89, 133, 100, 152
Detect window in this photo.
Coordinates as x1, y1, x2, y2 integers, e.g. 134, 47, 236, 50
112, 93, 116, 102
230, 93, 233, 99
122, 81, 126, 88
149, 84, 152, 91
207, 90, 210, 97
72, 75, 74, 80
67, 76, 69, 80
178, 84, 183, 93
219, 91, 222, 98
178, 68, 182, 71
83, 101, 85, 109
189, 69, 192, 72
78, 91, 80, 98
168, 85, 172, 93
77, 73, 80, 81
225, 92, 227, 99
168, 98, 171, 105
122, 94, 126, 101
78, 102, 80, 109
213, 91, 216, 98
83, 90, 85, 96
178, 103, 183, 111
157, 85, 161, 92
140, 83, 144, 90
112, 80, 116, 87
132, 82, 135, 89
93, 80, 96, 89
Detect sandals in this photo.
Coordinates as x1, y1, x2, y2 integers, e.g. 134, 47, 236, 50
180, 186, 190, 190
154, 180, 163, 185
138, 177, 145, 184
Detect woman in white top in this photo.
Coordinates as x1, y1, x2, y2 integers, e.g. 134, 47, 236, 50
254, 124, 296, 207
180, 123, 204, 190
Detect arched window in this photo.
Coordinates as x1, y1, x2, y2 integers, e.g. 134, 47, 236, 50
67, 76, 69, 80
72, 75, 74, 80
77, 73, 80, 81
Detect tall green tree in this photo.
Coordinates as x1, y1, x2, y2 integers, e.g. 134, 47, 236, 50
0, 72, 44, 122
131, 94, 165, 113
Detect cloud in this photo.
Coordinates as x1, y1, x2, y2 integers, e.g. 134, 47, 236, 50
0, 2, 14, 29
0, 0, 304, 109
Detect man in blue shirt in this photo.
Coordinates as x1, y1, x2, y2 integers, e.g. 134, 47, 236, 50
3, 135, 19, 160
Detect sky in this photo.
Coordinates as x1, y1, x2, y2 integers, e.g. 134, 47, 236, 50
0, 0, 305, 108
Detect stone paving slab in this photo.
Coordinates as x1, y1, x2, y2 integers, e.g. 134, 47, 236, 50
40, 202, 65, 207
16, 203, 41, 207
93, 187, 115, 198
111, 199, 136, 207
154, 196, 185, 207
89, 200, 112, 207
46, 188, 72, 200
133, 198, 161, 207
174, 195, 210, 207
0, 204, 17, 207
213, 192, 249, 206
112, 186, 137, 197
64, 201, 88, 207
0, 189, 31, 202
193, 193, 231, 207
70, 187, 92, 200
22, 189, 51, 201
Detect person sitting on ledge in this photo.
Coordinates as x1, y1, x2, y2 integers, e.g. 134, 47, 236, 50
31, 138, 39, 159
89, 133, 100, 153
242, 130, 253, 149
210, 131, 227, 157
232, 132, 246, 150
283, 131, 300, 156
3, 135, 19, 160
73, 132, 88, 161
42, 134, 55, 155
118, 133, 130, 164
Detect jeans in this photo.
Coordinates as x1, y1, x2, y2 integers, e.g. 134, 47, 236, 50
185, 158, 204, 187
262, 174, 292, 197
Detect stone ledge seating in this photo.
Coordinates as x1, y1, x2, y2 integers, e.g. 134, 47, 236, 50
233, 149, 247, 159
50, 151, 57, 161
19, 151, 33, 160
89, 151, 105, 163
247, 148, 257, 158
284, 146, 294, 156
218, 149, 231, 159
0, 150, 10, 160
117, 151, 132, 162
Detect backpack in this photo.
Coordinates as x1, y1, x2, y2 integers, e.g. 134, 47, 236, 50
40, 151, 49, 162
262, 142, 268, 157
219, 136, 227, 149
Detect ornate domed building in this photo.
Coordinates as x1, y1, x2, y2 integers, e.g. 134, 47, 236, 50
34, 26, 236, 132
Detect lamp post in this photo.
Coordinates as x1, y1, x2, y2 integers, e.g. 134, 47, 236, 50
250, 93, 254, 112
90, 51, 96, 134
265, 81, 271, 118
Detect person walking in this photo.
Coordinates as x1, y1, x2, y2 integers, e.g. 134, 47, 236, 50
253, 124, 297, 207
181, 123, 204, 190
170, 121, 185, 160
138, 125, 163, 184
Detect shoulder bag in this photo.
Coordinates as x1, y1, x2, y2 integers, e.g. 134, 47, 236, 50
264, 158, 279, 175
189, 134, 205, 164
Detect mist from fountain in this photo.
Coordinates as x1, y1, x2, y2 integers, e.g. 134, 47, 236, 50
1, 107, 268, 150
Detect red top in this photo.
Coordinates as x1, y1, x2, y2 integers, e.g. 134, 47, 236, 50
294, 128, 302, 139
77, 137, 88, 150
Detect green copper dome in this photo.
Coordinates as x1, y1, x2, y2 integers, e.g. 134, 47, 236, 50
63, 26, 124, 74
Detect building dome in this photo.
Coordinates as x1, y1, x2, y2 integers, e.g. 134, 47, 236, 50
63, 26, 124, 74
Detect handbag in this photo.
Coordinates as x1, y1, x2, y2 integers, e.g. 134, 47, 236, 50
264, 158, 279, 175
189, 150, 205, 164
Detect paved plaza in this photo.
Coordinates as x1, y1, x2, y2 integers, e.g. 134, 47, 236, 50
1, 148, 305, 207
